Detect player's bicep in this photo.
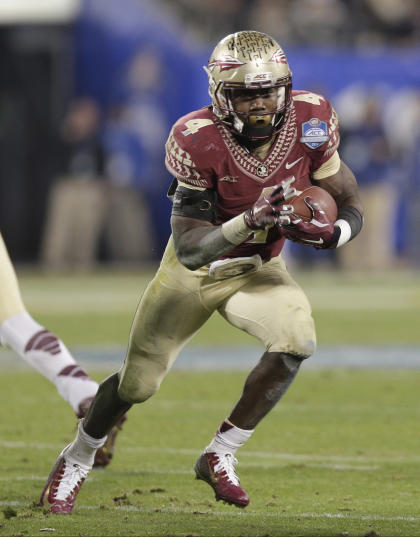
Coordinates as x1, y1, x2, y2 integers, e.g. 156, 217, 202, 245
313, 160, 363, 214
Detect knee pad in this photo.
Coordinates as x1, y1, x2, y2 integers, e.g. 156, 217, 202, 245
117, 350, 169, 404
269, 317, 316, 359
266, 308, 316, 360
118, 374, 160, 405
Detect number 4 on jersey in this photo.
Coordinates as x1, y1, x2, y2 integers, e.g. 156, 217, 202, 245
182, 119, 214, 136
293, 92, 324, 106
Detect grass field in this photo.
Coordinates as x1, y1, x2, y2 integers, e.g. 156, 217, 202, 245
1, 268, 420, 536
15, 268, 420, 345
2, 369, 420, 537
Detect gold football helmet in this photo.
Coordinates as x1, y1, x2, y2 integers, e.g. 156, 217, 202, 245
205, 31, 292, 140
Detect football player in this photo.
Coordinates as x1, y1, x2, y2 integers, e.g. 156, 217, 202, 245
0, 232, 125, 467
41, 31, 363, 513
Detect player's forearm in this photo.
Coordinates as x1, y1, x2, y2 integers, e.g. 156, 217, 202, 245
172, 214, 253, 271
173, 226, 236, 270
335, 189, 364, 217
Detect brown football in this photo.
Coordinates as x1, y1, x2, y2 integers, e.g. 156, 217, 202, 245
289, 185, 337, 222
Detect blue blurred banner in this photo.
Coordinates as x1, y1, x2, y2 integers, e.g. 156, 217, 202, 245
74, 0, 420, 112
72, 0, 420, 263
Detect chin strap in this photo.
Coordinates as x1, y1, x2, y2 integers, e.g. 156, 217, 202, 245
241, 122, 275, 139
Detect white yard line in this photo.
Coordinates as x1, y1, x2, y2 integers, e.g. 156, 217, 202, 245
0, 440, 400, 468
0, 476, 45, 481
119, 445, 419, 465
1, 500, 419, 523
115, 505, 420, 522
0, 441, 63, 449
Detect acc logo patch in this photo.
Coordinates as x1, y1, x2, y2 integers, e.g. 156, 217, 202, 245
300, 118, 329, 149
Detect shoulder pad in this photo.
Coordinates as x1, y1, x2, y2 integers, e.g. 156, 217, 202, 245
292, 90, 332, 119
165, 107, 222, 189
170, 107, 218, 150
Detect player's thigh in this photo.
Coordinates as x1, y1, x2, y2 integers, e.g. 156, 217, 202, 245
118, 265, 211, 402
0, 234, 26, 324
218, 256, 316, 357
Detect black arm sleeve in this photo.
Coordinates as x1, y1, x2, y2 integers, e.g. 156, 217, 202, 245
169, 181, 217, 224
337, 206, 364, 241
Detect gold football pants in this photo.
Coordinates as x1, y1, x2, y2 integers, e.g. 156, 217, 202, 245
118, 237, 316, 404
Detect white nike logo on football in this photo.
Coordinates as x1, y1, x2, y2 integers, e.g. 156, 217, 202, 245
285, 157, 303, 169
302, 238, 324, 244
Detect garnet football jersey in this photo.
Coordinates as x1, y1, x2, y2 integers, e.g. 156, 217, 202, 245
165, 90, 340, 261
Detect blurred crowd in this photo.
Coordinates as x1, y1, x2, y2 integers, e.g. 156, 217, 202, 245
158, 0, 420, 47
2, 0, 419, 272
41, 0, 420, 271
42, 78, 420, 273
42, 48, 170, 271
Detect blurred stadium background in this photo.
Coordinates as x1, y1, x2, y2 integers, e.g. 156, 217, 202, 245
0, 0, 419, 368
1, 6, 420, 534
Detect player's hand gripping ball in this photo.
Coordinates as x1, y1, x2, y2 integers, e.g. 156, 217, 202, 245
288, 185, 337, 222
244, 184, 293, 230
281, 186, 338, 249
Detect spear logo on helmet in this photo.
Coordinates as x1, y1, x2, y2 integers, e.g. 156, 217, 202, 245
269, 50, 288, 64
208, 55, 246, 72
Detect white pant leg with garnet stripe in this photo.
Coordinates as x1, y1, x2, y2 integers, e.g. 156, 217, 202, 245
0, 312, 98, 413
0, 233, 98, 412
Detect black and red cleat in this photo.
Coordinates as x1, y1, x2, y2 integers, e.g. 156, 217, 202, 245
194, 452, 249, 507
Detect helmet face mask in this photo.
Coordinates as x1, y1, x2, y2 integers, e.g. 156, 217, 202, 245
205, 31, 292, 140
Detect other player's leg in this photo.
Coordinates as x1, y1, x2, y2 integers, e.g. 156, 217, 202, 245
0, 312, 99, 415
0, 233, 124, 468
0, 233, 99, 414
195, 256, 316, 507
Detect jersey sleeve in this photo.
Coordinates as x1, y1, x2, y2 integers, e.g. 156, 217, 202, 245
312, 149, 340, 180
164, 115, 216, 190
318, 103, 340, 162
293, 91, 341, 175
310, 101, 340, 174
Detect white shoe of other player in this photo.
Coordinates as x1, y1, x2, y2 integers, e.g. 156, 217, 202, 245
40, 445, 91, 514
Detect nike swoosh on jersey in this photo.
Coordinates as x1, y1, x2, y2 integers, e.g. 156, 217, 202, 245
302, 238, 324, 245
285, 157, 303, 169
